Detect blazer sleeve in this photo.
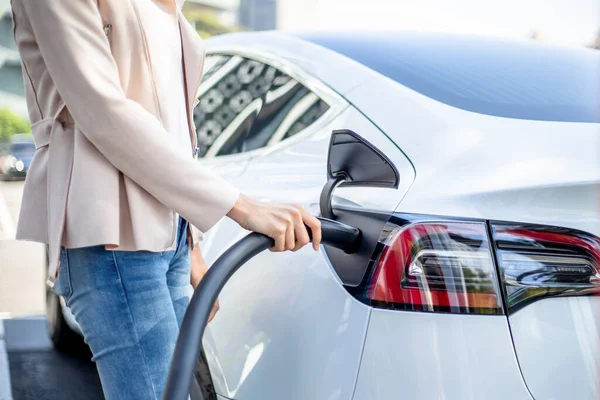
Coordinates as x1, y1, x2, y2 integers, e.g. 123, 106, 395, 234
15, 0, 240, 233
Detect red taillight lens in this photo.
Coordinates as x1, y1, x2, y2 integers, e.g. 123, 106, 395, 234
491, 224, 600, 313
368, 222, 503, 315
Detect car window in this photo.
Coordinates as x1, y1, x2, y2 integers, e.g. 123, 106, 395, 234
193, 55, 330, 158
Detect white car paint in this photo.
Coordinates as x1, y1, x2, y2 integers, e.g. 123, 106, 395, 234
200, 106, 416, 399
353, 310, 533, 400
60, 296, 80, 334
198, 32, 599, 400
56, 31, 599, 399
509, 297, 600, 400
343, 69, 600, 399
344, 75, 600, 235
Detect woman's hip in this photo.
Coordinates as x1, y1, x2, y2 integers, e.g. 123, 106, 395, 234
54, 245, 190, 399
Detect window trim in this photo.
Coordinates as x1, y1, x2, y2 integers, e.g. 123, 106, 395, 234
195, 47, 348, 162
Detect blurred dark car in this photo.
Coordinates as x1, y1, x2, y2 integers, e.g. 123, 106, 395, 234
1, 135, 35, 180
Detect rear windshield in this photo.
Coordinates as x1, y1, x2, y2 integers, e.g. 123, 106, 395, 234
299, 32, 600, 123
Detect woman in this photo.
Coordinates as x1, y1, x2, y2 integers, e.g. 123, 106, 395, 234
11, 0, 322, 399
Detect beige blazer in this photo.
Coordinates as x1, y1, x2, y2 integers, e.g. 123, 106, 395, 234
11, 0, 240, 285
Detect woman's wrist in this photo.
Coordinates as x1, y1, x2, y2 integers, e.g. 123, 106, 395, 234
226, 193, 251, 225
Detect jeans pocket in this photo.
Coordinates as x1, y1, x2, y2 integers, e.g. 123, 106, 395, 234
53, 247, 73, 301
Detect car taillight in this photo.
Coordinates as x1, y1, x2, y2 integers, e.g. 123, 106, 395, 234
367, 222, 504, 315
490, 223, 600, 313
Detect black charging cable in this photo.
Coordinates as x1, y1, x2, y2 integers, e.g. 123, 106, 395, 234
162, 217, 361, 400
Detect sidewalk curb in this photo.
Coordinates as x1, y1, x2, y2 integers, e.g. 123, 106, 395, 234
3, 316, 52, 352
0, 320, 13, 400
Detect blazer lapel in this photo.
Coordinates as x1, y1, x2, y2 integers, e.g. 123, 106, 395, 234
178, 14, 205, 148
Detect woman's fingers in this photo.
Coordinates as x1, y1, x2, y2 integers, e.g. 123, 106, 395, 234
285, 216, 296, 251
293, 207, 311, 251
269, 210, 288, 252
302, 210, 322, 251
254, 202, 320, 252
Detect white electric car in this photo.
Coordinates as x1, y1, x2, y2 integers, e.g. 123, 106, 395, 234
47, 31, 600, 400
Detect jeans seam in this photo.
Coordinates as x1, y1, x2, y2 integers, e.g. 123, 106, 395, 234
110, 251, 159, 399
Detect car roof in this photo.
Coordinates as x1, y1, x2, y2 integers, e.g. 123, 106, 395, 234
205, 31, 374, 94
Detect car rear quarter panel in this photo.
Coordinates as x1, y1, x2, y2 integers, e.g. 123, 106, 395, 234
345, 72, 600, 400
343, 74, 600, 236
508, 297, 600, 400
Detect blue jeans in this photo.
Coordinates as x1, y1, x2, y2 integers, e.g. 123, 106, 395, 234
54, 218, 192, 400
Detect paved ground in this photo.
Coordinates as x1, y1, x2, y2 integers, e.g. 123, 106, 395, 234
0, 181, 103, 400
3, 317, 104, 400
9, 351, 103, 400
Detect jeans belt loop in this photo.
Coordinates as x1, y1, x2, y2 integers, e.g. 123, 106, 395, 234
46, 276, 56, 289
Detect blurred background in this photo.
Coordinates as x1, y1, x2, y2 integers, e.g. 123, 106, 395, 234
0, 0, 598, 397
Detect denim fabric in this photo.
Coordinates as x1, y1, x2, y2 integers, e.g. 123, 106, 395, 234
54, 218, 192, 400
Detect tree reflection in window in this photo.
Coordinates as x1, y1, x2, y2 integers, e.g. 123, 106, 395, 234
194, 56, 330, 158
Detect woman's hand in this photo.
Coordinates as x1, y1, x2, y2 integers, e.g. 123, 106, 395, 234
226, 194, 322, 252
190, 245, 219, 323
